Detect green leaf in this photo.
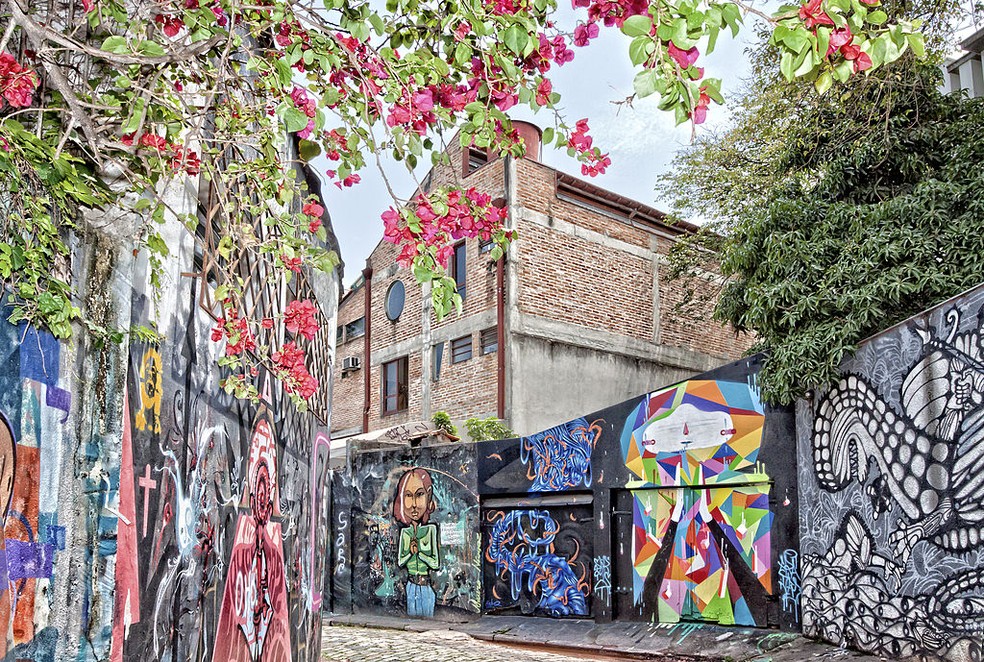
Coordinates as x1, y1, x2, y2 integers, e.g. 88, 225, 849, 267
541, 127, 554, 145
815, 70, 833, 94
621, 15, 653, 37
503, 25, 529, 56
283, 107, 310, 133
629, 36, 654, 66
907, 32, 925, 58
368, 12, 385, 34
780, 51, 795, 82
633, 70, 660, 98
137, 40, 165, 57
867, 9, 887, 24
298, 139, 322, 161
101, 36, 129, 53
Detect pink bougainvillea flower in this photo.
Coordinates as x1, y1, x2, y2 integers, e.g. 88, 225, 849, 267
284, 299, 320, 340
535, 78, 552, 106
281, 255, 302, 272
799, 0, 834, 28
841, 43, 873, 71
692, 90, 712, 124
261, 318, 274, 330
0, 52, 38, 108
211, 5, 228, 27
573, 22, 599, 47
667, 42, 699, 68
303, 201, 324, 218
826, 27, 853, 56
81, 0, 96, 12
155, 14, 185, 37
412, 89, 434, 112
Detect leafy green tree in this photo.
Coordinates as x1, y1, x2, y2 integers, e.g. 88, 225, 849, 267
664, 54, 984, 404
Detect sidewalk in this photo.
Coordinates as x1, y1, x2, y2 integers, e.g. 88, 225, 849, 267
323, 613, 884, 662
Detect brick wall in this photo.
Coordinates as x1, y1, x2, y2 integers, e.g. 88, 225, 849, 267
512, 157, 752, 361
514, 220, 655, 343
331, 135, 754, 438
331, 141, 504, 435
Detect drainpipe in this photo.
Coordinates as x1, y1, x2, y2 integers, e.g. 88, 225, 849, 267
362, 262, 373, 434
496, 256, 505, 420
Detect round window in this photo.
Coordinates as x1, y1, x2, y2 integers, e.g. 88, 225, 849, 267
385, 280, 406, 321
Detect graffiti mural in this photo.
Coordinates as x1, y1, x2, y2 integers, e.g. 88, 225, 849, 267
777, 549, 800, 622
473, 357, 797, 628
619, 379, 773, 627
483, 508, 591, 617
393, 468, 441, 617
799, 284, 984, 659
350, 444, 481, 620
0, 319, 76, 660
520, 418, 602, 491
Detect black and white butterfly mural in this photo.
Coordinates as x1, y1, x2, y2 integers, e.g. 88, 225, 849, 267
798, 284, 984, 661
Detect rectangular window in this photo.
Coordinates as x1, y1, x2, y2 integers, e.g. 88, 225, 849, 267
449, 241, 466, 299
451, 335, 473, 364
465, 147, 489, 175
432, 342, 444, 381
336, 325, 345, 344
345, 317, 365, 340
382, 356, 408, 414
479, 237, 493, 254
480, 327, 498, 355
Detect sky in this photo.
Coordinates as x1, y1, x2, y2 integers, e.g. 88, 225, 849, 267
319, 7, 756, 287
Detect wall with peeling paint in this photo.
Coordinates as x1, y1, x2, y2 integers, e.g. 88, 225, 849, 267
344, 443, 482, 620
0, 176, 338, 661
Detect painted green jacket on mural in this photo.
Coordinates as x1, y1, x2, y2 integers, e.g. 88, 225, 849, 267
397, 524, 440, 575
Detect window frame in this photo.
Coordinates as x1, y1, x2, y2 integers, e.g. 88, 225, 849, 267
344, 316, 365, 341
450, 335, 473, 364
464, 146, 489, 176
449, 240, 467, 299
381, 356, 409, 415
480, 327, 498, 355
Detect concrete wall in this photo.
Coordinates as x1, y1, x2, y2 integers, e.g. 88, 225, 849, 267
797, 282, 984, 660
507, 321, 724, 436
0, 177, 337, 660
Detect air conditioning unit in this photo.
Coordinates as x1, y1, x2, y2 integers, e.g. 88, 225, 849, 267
342, 356, 361, 372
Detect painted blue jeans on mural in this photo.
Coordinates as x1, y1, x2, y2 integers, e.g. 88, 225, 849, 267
407, 582, 436, 617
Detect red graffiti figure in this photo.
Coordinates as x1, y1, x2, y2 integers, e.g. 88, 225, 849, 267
214, 415, 291, 661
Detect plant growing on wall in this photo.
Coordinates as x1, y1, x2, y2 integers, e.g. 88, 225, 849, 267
465, 416, 514, 442
431, 411, 457, 437
0, 0, 925, 406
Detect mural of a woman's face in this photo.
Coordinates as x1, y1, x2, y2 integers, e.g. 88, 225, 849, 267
402, 472, 432, 524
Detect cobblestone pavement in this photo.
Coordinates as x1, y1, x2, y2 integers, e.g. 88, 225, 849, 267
321, 625, 613, 662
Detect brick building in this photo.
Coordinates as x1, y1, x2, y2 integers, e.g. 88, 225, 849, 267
330, 121, 753, 443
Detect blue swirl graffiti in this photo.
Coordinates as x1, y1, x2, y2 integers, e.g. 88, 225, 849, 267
520, 418, 601, 491
485, 509, 589, 616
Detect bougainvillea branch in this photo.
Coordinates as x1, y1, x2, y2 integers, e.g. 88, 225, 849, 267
0, 0, 924, 406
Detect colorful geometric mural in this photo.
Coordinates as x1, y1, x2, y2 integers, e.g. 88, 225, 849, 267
622, 379, 772, 626
631, 486, 772, 625
620, 380, 766, 488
